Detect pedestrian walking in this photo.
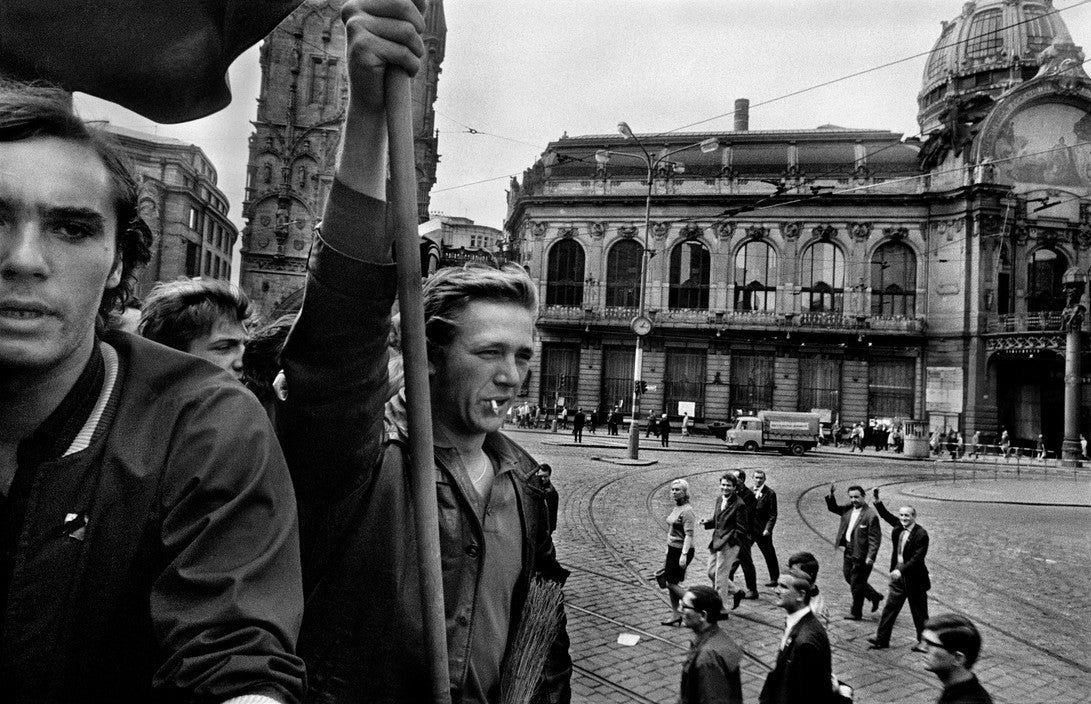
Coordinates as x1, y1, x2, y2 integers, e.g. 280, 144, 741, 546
970, 430, 982, 459
867, 489, 931, 652
825, 484, 883, 620
660, 413, 672, 448
920, 614, 994, 704
572, 407, 586, 443
537, 463, 560, 534
682, 411, 692, 437
678, 586, 744, 704
646, 411, 659, 438
701, 474, 748, 611
751, 470, 780, 586
1000, 428, 1011, 458
1035, 433, 1046, 461
760, 570, 833, 704
851, 423, 864, 452
659, 479, 697, 626
727, 470, 760, 600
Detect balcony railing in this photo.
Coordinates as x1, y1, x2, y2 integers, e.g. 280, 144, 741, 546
986, 312, 1063, 333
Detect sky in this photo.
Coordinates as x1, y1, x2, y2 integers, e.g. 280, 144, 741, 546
74, 0, 1091, 280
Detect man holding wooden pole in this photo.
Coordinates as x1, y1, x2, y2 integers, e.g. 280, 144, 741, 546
277, 1, 571, 702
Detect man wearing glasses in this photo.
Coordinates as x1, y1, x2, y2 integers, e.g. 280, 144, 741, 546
920, 614, 994, 704
676, 585, 743, 704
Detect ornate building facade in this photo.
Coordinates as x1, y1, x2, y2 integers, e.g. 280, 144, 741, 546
505, 0, 1090, 449
239, 0, 446, 315
107, 125, 238, 293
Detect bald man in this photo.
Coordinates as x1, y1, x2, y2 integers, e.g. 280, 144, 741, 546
867, 488, 931, 651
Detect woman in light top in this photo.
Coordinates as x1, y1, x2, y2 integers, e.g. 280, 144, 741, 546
659, 479, 696, 626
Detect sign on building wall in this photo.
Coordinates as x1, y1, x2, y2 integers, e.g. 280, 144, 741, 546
926, 367, 964, 413
677, 401, 696, 417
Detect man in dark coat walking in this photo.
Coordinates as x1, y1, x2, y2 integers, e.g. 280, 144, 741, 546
572, 408, 586, 443
760, 569, 833, 704
659, 413, 671, 447
677, 586, 743, 704
825, 484, 883, 620
867, 488, 931, 651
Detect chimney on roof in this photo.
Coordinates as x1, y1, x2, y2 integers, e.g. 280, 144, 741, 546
734, 98, 750, 132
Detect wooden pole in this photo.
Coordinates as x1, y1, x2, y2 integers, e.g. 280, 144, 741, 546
384, 67, 452, 704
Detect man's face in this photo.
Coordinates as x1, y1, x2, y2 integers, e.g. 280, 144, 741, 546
535, 468, 552, 487
0, 138, 120, 375
848, 489, 866, 508
920, 629, 960, 676
720, 477, 733, 497
430, 300, 534, 441
185, 314, 247, 379
679, 592, 705, 631
753, 471, 766, 488
898, 507, 916, 529
773, 576, 804, 612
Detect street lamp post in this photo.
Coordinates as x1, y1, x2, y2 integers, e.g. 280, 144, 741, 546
603, 123, 719, 459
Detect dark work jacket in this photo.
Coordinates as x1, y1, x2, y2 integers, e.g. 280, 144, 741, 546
702, 493, 749, 552
679, 624, 743, 704
874, 501, 931, 592
825, 496, 882, 563
937, 675, 994, 704
278, 182, 571, 704
753, 486, 778, 535
759, 610, 833, 704
1, 333, 305, 703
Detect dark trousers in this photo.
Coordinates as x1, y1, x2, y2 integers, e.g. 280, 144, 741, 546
573, 426, 583, 442
728, 541, 758, 593
753, 532, 780, 581
875, 576, 929, 644
842, 554, 882, 617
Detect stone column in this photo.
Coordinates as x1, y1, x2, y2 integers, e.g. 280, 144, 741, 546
1060, 268, 1087, 466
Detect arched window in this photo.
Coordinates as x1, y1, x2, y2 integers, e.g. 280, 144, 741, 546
870, 242, 917, 316
1027, 248, 1067, 312
734, 241, 777, 312
801, 242, 844, 313
669, 240, 710, 310
605, 240, 642, 308
545, 239, 584, 307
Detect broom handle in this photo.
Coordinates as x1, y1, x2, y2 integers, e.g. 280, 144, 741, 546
384, 66, 452, 704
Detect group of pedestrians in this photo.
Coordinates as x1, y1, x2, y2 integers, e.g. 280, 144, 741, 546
658, 471, 993, 704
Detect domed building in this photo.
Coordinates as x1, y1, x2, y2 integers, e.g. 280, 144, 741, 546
504, 0, 1089, 453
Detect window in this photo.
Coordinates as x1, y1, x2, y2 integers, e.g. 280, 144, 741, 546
798, 355, 841, 415
868, 358, 915, 419
185, 241, 200, 277
605, 240, 642, 308
734, 241, 777, 312
669, 240, 710, 310
539, 343, 580, 410
545, 239, 585, 307
871, 242, 917, 316
665, 349, 706, 417
997, 242, 1012, 315
1024, 5, 1053, 54
1027, 248, 1067, 312
965, 8, 1003, 60
601, 346, 635, 413
801, 242, 844, 312
730, 353, 773, 417
188, 207, 198, 231
925, 23, 956, 81
203, 251, 212, 276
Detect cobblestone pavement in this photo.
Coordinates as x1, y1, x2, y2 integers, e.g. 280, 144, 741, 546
512, 429, 1091, 704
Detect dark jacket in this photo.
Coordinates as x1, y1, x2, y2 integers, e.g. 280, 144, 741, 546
874, 501, 931, 592
759, 610, 833, 704
825, 495, 882, 563
2, 332, 305, 703
679, 624, 743, 704
734, 482, 757, 539
702, 493, 749, 552
937, 675, 994, 704
279, 182, 571, 704
753, 485, 778, 535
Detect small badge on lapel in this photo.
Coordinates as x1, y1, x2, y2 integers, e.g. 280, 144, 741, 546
62, 513, 88, 541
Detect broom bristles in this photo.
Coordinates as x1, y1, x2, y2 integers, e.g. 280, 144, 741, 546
500, 576, 566, 704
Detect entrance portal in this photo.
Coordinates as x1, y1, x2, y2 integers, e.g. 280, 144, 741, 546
992, 352, 1064, 451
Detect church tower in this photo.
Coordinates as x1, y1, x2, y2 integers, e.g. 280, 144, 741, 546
240, 0, 446, 315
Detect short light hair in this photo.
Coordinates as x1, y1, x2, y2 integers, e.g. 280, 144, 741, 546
923, 613, 982, 669
899, 506, 917, 518
670, 479, 690, 503
782, 568, 816, 603
422, 263, 537, 355
0, 79, 152, 320
139, 278, 251, 352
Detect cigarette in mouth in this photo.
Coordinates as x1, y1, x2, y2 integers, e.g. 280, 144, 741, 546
490, 400, 500, 414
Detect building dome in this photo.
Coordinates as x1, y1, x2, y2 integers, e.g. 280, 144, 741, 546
917, 0, 1074, 134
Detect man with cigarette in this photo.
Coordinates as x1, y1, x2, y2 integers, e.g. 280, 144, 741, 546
277, 1, 570, 702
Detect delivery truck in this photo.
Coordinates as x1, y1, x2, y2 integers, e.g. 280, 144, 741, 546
724, 410, 821, 456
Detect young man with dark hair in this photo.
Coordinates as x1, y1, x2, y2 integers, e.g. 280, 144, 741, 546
826, 483, 883, 620
760, 568, 833, 704
701, 473, 749, 611
921, 614, 993, 704
0, 79, 304, 702
678, 585, 743, 704
276, 2, 570, 701
139, 276, 251, 379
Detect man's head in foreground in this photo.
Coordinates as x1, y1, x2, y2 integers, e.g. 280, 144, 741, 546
681, 585, 724, 633
422, 263, 537, 440
773, 568, 814, 614
0, 80, 151, 377
921, 613, 982, 679
139, 278, 251, 378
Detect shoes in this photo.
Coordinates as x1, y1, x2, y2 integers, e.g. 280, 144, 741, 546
660, 616, 682, 627
866, 637, 889, 650
870, 594, 884, 613
745, 591, 760, 599
843, 614, 863, 621
911, 643, 928, 653
764, 580, 779, 587
732, 591, 746, 610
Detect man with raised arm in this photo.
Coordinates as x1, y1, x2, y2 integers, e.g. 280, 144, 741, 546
867, 488, 931, 652
0, 80, 304, 703
277, 2, 570, 702
825, 483, 883, 620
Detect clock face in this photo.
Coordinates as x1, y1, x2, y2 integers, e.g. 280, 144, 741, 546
631, 315, 653, 336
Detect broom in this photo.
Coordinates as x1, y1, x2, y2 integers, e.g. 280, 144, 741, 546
499, 577, 567, 704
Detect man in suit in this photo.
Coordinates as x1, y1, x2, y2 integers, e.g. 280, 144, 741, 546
701, 473, 749, 610
867, 489, 931, 651
825, 484, 883, 620
760, 569, 833, 704
752, 469, 781, 586
678, 586, 743, 704
726, 469, 760, 599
